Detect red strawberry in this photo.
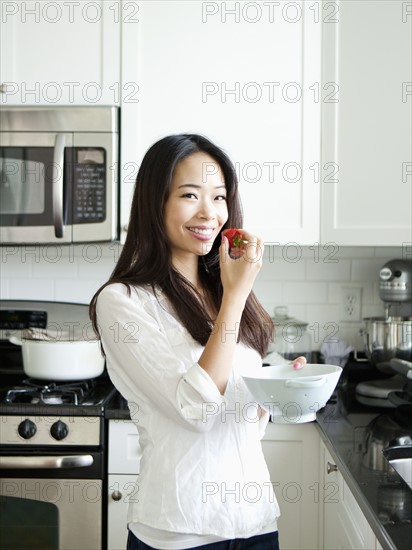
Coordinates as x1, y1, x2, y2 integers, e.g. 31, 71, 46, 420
222, 228, 246, 248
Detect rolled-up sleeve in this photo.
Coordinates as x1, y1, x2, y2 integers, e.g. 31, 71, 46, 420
258, 407, 270, 439
179, 363, 229, 421
96, 284, 227, 432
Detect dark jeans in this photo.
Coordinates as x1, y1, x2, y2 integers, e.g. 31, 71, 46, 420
127, 530, 279, 550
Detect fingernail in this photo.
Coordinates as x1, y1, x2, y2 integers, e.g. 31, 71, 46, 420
293, 362, 302, 370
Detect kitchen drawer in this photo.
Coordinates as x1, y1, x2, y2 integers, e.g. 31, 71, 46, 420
108, 420, 141, 474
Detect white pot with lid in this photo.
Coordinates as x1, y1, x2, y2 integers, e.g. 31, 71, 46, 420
270, 306, 313, 362
9, 328, 105, 381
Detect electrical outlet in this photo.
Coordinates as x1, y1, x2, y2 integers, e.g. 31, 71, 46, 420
340, 286, 362, 322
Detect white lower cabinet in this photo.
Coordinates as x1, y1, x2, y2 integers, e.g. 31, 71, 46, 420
107, 420, 385, 550
107, 420, 140, 550
108, 473, 139, 550
319, 438, 382, 550
261, 422, 321, 550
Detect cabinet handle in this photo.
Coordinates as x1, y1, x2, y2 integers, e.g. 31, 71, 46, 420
0, 84, 7, 93
111, 490, 122, 501
327, 461, 338, 474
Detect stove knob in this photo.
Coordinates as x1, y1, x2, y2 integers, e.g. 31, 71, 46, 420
50, 420, 69, 441
18, 419, 37, 440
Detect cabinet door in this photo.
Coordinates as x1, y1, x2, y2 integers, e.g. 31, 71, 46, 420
107, 473, 139, 550
320, 441, 378, 550
0, 0, 120, 105
321, 0, 412, 246
261, 423, 320, 550
120, 0, 321, 244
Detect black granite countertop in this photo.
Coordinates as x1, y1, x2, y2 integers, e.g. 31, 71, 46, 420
316, 359, 412, 550
106, 388, 131, 420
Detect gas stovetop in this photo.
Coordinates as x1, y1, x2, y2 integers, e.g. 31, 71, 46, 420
0, 375, 116, 417
0, 299, 117, 417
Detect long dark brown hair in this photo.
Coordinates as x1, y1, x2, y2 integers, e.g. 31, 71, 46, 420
90, 134, 273, 356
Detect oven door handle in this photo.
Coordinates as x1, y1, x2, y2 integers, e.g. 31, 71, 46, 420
53, 133, 65, 238
0, 454, 93, 469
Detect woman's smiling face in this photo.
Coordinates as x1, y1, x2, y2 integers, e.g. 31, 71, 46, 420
164, 152, 229, 266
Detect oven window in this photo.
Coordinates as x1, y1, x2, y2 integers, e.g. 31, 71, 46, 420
0, 496, 58, 549
0, 157, 45, 214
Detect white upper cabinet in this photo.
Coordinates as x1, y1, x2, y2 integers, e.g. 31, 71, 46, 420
321, 0, 412, 246
121, 0, 321, 244
4, 1, 408, 246
0, 0, 121, 105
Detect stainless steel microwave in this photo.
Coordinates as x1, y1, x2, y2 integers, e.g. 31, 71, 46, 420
0, 106, 119, 244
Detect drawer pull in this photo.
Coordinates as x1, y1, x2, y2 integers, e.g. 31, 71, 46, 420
111, 490, 122, 501
327, 461, 338, 474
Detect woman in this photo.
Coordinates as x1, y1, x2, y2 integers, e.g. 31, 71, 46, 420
90, 134, 306, 550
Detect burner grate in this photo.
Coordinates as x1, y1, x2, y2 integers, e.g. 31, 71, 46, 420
4, 378, 95, 406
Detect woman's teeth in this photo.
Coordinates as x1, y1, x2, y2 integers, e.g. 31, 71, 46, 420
188, 227, 213, 235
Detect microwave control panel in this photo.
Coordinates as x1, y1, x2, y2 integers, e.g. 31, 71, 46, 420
72, 148, 106, 224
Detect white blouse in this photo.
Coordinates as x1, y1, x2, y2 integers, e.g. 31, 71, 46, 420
96, 283, 279, 546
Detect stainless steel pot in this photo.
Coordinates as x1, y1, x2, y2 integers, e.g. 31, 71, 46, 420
362, 409, 412, 473
9, 331, 105, 381
362, 316, 412, 374
377, 483, 412, 523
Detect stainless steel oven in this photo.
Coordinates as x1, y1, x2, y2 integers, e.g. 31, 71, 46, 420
0, 417, 104, 550
0, 300, 117, 550
0, 106, 119, 244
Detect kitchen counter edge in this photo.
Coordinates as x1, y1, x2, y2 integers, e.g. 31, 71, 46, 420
315, 419, 397, 550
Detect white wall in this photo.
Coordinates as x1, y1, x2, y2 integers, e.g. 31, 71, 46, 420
253, 245, 410, 352
0, 243, 408, 351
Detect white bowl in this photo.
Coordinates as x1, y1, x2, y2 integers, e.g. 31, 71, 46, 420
242, 364, 342, 424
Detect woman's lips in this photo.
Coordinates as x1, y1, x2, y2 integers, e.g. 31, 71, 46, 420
186, 227, 215, 241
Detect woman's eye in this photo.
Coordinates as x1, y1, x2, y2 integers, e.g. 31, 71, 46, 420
215, 195, 227, 201
181, 193, 197, 199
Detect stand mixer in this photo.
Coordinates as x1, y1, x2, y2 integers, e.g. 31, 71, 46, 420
356, 259, 412, 407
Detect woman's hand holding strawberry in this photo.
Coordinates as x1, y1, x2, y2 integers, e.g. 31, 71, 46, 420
219, 228, 264, 304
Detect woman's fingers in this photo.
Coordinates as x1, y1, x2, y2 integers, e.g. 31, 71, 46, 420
225, 229, 263, 264
221, 234, 229, 253
219, 229, 264, 299
220, 235, 230, 263
293, 356, 307, 370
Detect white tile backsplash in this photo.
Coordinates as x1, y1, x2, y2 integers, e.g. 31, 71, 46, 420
351, 259, 389, 282
1, 243, 117, 305
283, 282, 328, 304
373, 247, 410, 258
253, 279, 282, 308
0, 243, 409, 350
257, 256, 306, 281
10, 279, 56, 301
54, 279, 106, 304
32, 255, 78, 279
306, 259, 351, 281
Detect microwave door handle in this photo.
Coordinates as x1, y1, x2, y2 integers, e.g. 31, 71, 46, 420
53, 133, 65, 238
